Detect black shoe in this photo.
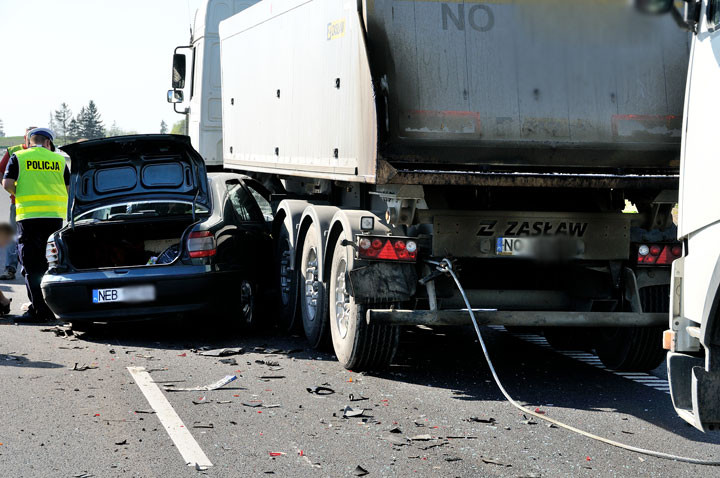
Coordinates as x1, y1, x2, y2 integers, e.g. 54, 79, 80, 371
0, 268, 16, 280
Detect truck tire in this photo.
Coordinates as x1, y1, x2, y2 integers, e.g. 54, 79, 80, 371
275, 222, 299, 332
595, 285, 669, 371
328, 237, 399, 370
299, 227, 328, 348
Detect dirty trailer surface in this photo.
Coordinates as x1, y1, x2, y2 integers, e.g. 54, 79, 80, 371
0, 281, 719, 477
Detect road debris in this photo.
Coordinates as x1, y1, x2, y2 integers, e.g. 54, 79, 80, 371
195, 464, 209, 471
165, 375, 237, 392
196, 347, 244, 357
192, 422, 214, 429
467, 416, 496, 424
306, 386, 334, 395
342, 406, 365, 418
409, 434, 432, 441
242, 401, 263, 408
269, 452, 286, 457
255, 359, 279, 366
219, 358, 238, 365
40, 325, 74, 337
192, 397, 211, 405
71, 363, 98, 371
353, 465, 369, 476
114, 440, 128, 446
482, 457, 511, 467
349, 394, 368, 402
382, 435, 409, 446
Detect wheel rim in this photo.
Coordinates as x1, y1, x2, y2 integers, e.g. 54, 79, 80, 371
279, 242, 293, 306
334, 256, 350, 339
240, 281, 253, 324
304, 247, 319, 321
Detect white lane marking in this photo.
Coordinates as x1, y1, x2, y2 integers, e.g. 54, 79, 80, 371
488, 326, 671, 395
127, 366, 213, 468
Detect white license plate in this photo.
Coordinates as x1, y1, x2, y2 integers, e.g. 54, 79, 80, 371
496, 237, 534, 256
92, 286, 156, 304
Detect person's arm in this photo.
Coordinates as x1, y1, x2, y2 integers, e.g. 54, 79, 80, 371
3, 179, 15, 196
3, 154, 19, 196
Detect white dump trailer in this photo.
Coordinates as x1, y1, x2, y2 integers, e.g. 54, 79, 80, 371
169, 0, 689, 371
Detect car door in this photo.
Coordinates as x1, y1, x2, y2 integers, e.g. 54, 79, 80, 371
224, 178, 272, 280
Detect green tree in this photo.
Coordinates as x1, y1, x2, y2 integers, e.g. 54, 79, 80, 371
67, 116, 82, 142
170, 118, 186, 135
80, 100, 105, 139
54, 103, 72, 143
160, 120, 168, 134
0, 118, 4, 137
48, 112, 57, 133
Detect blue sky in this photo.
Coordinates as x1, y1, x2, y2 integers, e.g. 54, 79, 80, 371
0, 0, 203, 136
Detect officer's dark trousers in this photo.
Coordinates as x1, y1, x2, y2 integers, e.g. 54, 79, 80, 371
17, 218, 63, 319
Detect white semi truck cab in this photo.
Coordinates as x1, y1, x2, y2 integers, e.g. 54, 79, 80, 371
168, 0, 259, 167
642, 0, 720, 432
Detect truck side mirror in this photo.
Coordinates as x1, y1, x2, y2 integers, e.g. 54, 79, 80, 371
172, 53, 187, 89
167, 89, 184, 104
634, 0, 674, 15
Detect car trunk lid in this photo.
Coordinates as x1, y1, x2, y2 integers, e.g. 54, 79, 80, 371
61, 135, 210, 219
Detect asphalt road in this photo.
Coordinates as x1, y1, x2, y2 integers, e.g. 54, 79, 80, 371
1, 279, 720, 478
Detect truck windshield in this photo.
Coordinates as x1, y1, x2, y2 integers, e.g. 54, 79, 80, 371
74, 201, 209, 223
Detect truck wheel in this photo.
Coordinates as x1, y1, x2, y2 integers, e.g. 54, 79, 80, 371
328, 236, 399, 370
596, 285, 669, 371
299, 227, 328, 348
275, 222, 299, 332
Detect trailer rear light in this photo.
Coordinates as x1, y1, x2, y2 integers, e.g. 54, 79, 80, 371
636, 243, 682, 265
187, 231, 216, 258
46, 238, 59, 268
357, 236, 417, 262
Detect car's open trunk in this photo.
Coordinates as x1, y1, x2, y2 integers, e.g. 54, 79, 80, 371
62, 218, 195, 270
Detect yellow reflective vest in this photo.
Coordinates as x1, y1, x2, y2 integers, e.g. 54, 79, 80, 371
13, 147, 67, 221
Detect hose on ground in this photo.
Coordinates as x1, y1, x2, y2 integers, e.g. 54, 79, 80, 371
436, 258, 720, 466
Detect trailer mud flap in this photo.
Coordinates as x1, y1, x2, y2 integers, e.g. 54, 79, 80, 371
348, 262, 417, 303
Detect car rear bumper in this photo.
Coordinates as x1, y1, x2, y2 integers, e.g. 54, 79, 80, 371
41, 264, 236, 322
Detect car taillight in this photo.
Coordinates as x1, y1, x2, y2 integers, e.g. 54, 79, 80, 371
357, 236, 417, 262
636, 243, 681, 265
46, 238, 59, 268
187, 231, 216, 258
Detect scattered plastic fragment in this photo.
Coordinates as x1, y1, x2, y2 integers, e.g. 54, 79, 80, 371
586, 456, 592, 461
269, 452, 286, 457
72, 363, 98, 371
342, 406, 365, 418
353, 465, 369, 476
349, 394, 368, 402
306, 386, 335, 395
409, 434, 432, 441
165, 375, 237, 392
115, 439, 127, 445
534, 407, 546, 415
178, 353, 186, 357
134, 410, 155, 414
220, 358, 238, 365
467, 416, 496, 424
259, 375, 285, 380
389, 427, 402, 434
481, 457, 511, 467
192, 422, 214, 429
195, 464, 209, 471
382, 435, 409, 446
243, 401, 263, 408
192, 397, 211, 405
198, 348, 244, 357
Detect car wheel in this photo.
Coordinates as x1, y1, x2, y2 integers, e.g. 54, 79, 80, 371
275, 221, 299, 332
328, 235, 399, 371
299, 227, 328, 348
239, 280, 256, 328
596, 285, 669, 371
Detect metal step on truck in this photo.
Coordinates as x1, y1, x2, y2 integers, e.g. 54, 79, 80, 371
168, 0, 689, 371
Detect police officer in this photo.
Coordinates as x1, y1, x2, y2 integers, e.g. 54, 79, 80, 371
2, 128, 69, 322
0, 126, 37, 280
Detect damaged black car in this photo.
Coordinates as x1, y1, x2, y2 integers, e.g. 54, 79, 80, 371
41, 135, 273, 329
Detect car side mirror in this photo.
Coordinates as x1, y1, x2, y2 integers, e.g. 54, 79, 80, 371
167, 89, 184, 104
172, 53, 186, 89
